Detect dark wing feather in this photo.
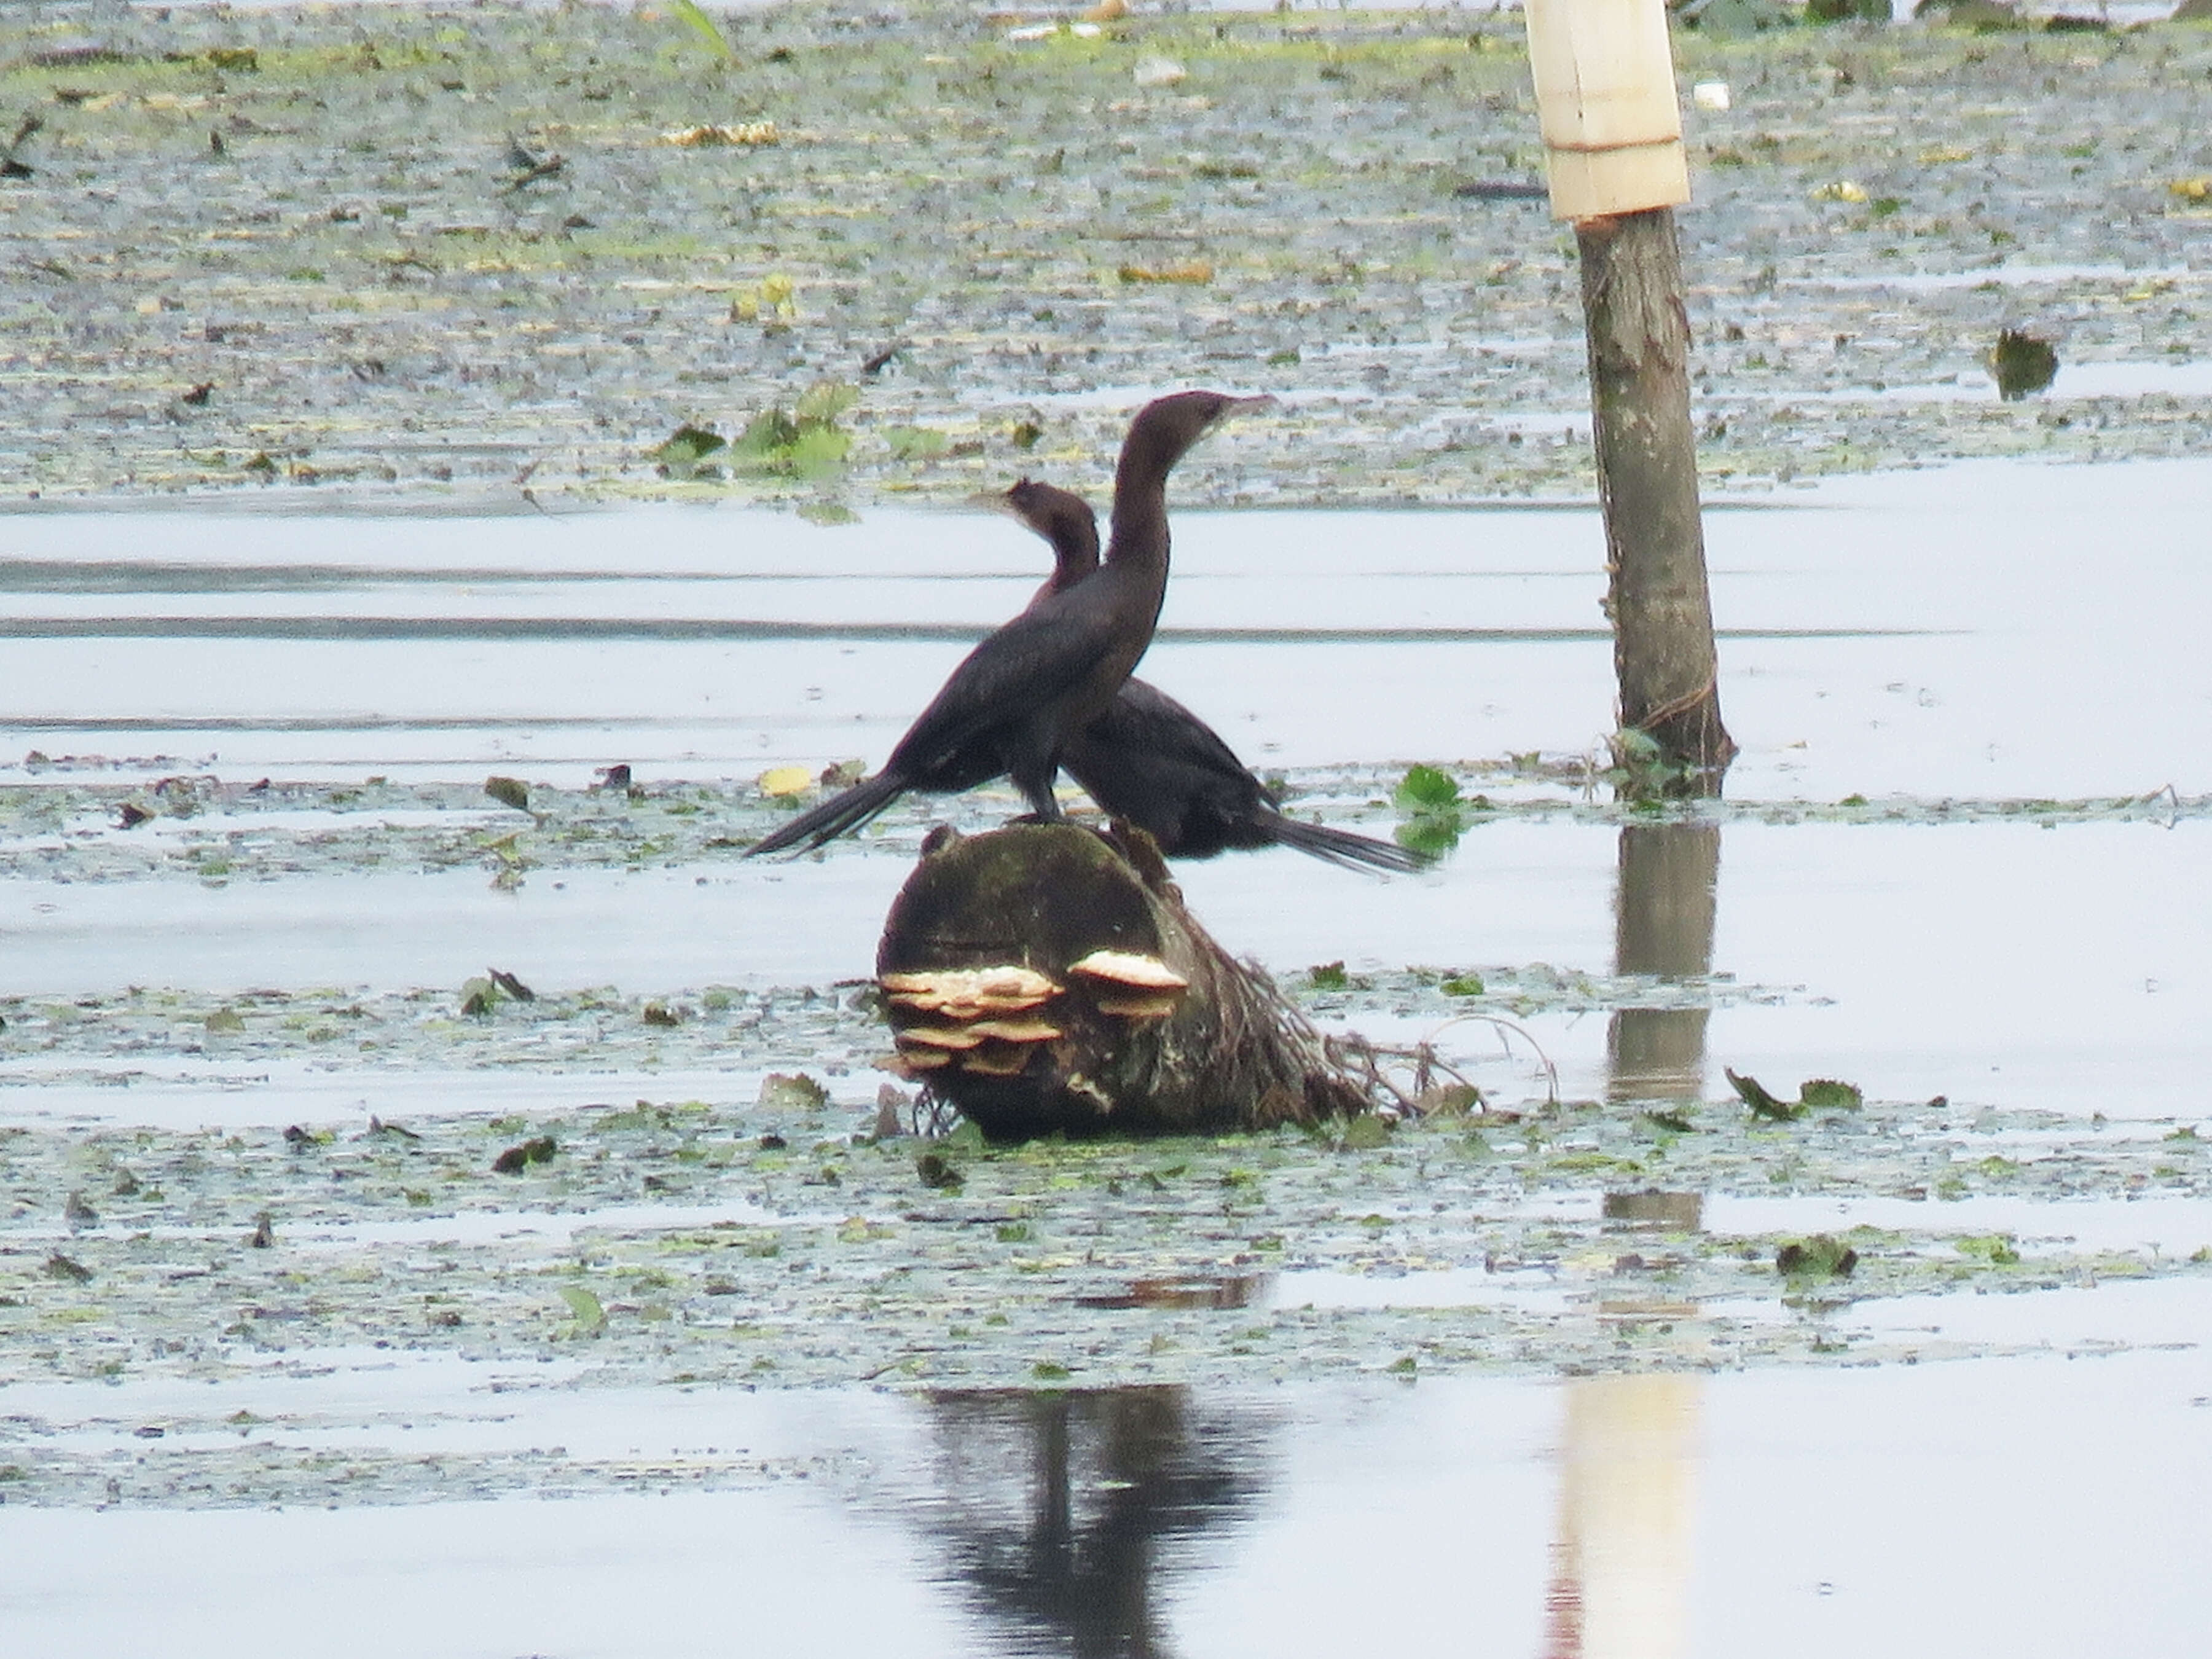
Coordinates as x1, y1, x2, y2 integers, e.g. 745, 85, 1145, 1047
884, 594, 1123, 775
1069, 679, 1429, 873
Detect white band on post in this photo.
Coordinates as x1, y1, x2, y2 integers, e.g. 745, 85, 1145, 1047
1523, 0, 1692, 222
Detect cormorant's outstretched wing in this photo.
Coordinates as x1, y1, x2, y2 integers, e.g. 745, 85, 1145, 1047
750, 594, 1126, 858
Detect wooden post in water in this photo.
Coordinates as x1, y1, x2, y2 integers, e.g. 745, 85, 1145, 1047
1523, 0, 1734, 789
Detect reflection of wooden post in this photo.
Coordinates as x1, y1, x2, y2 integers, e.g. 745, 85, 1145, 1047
1606, 823, 1719, 1103
1543, 1374, 1703, 1659
1523, 0, 1733, 788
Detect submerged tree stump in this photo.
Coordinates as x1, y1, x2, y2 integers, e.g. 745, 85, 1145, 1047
876, 823, 1370, 1141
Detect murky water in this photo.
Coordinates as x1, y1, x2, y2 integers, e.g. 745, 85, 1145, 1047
5, 452, 2206, 794
6, 1349, 2210, 1658
4, 457, 2211, 1647
6, 458, 2208, 1119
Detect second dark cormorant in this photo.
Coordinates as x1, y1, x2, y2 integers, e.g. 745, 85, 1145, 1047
1003, 479, 1429, 876
747, 390, 1263, 857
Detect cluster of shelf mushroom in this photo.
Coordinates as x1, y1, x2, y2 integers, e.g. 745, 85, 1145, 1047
881, 950, 1190, 1080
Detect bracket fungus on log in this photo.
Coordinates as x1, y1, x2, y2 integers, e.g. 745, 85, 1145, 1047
876, 822, 1373, 1141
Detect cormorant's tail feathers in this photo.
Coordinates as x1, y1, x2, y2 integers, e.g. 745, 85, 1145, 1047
745, 770, 909, 858
1264, 814, 1433, 875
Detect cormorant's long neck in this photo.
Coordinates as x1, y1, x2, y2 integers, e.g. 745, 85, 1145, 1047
1103, 430, 1177, 589
1047, 506, 1099, 590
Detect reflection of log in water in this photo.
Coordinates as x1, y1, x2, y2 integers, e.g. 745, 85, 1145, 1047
1542, 1374, 1704, 1659
1606, 823, 1720, 1104
920, 1386, 1263, 1658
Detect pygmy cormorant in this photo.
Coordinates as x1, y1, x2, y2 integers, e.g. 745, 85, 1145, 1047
746, 390, 1265, 857
1004, 479, 1430, 876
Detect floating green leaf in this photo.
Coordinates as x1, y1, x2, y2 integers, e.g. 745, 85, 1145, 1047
653, 425, 728, 478
1414, 1082, 1481, 1117
1990, 328, 2058, 400
665, 0, 738, 62
783, 424, 852, 480
1394, 764, 1460, 811
795, 381, 858, 424
729, 383, 860, 479
1777, 1235, 1857, 1277
1306, 960, 1348, 992
882, 425, 949, 461
1798, 1078, 1864, 1111
1728, 1067, 1803, 1121
1339, 1115, 1390, 1151
1955, 1234, 2021, 1266
916, 1151, 963, 1190
758, 1072, 828, 1111
1607, 726, 1703, 801
492, 1135, 557, 1173
484, 775, 529, 812
1393, 764, 1464, 855
559, 1284, 607, 1334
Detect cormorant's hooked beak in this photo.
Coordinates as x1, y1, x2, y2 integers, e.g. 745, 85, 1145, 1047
967, 485, 1022, 516
1215, 392, 1277, 422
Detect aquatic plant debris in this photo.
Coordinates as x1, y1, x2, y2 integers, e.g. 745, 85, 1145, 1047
1728, 1072, 1867, 1121
6, 773, 2209, 1460
4, 4, 2212, 504
1, 1053, 2208, 1518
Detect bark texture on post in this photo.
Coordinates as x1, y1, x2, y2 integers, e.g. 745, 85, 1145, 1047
1577, 208, 1735, 785
876, 823, 1369, 1142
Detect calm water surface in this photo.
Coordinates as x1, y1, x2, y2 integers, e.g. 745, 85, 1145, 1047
4, 457, 2210, 1652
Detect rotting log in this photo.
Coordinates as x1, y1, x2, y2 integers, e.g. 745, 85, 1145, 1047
876, 823, 1371, 1141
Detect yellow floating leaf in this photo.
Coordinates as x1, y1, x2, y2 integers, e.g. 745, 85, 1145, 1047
1117, 261, 1214, 285
1919, 145, 1973, 165
757, 765, 814, 798
2168, 178, 2212, 202
1810, 180, 1867, 204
